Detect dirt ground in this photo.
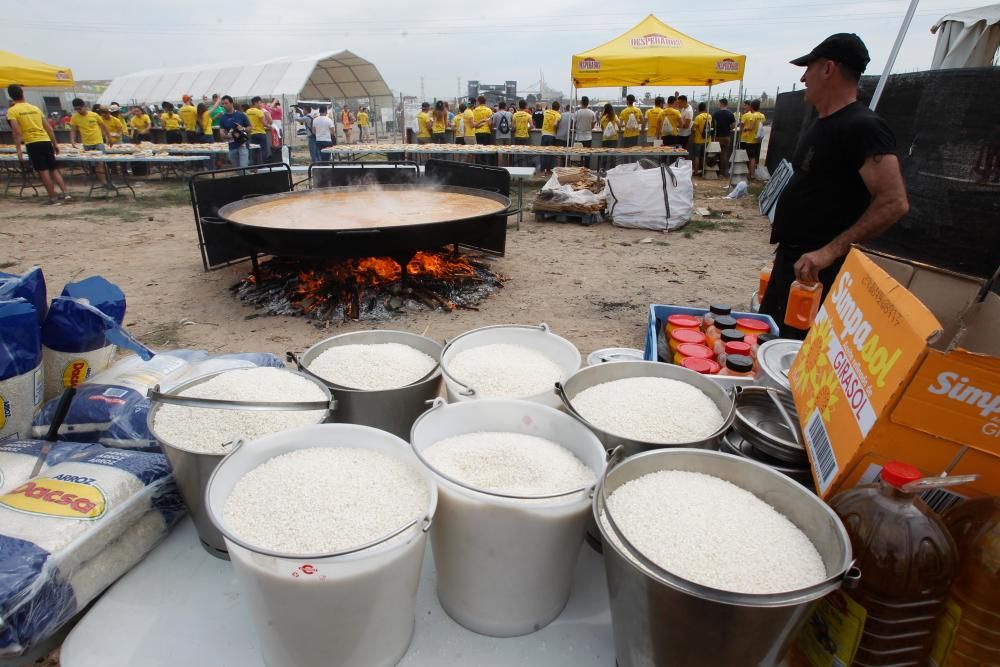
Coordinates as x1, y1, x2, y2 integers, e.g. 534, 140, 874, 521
1, 170, 772, 363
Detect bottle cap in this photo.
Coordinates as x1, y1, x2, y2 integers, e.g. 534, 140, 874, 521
735, 318, 770, 334
724, 354, 754, 373
709, 304, 732, 316
713, 315, 738, 330
676, 343, 714, 360
724, 341, 752, 356
682, 357, 721, 374
720, 329, 745, 344
667, 314, 701, 329
881, 461, 922, 489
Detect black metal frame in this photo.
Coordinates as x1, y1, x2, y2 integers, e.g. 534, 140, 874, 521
307, 160, 420, 189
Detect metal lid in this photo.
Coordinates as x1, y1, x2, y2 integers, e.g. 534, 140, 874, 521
757, 338, 802, 392
720, 430, 814, 488
586, 347, 645, 366
732, 386, 808, 464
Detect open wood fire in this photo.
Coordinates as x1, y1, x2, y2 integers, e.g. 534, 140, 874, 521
232, 250, 505, 323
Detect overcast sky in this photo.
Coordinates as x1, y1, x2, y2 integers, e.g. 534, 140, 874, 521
1, 0, 975, 101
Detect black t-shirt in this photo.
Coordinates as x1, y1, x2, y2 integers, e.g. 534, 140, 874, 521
711, 108, 736, 137
532, 110, 545, 129
772, 101, 896, 250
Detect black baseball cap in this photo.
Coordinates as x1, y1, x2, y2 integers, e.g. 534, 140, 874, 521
790, 33, 870, 73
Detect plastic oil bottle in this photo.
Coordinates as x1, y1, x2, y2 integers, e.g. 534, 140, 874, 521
829, 462, 959, 666
930, 497, 999, 666
784, 280, 823, 331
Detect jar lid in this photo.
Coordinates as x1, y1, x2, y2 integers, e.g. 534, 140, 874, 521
757, 334, 779, 345
682, 357, 721, 374
713, 315, 738, 330
736, 317, 770, 333
725, 354, 754, 373
757, 339, 802, 392
676, 343, 714, 359
667, 314, 701, 329
720, 329, 745, 343
669, 328, 706, 345
724, 341, 752, 356
882, 461, 921, 488
709, 304, 732, 316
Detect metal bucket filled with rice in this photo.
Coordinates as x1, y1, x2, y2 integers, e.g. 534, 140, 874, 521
147, 366, 334, 558
439, 323, 580, 409
410, 398, 607, 637
294, 329, 442, 441
594, 447, 857, 667
206, 423, 437, 667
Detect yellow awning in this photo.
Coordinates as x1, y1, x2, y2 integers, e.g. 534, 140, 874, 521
0, 50, 74, 88
571, 15, 746, 88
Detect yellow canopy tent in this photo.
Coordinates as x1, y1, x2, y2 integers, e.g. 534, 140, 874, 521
571, 14, 745, 88
0, 50, 74, 88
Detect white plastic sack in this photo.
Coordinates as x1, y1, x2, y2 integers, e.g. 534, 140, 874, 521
605, 160, 694, 231
0, 366, 43, 443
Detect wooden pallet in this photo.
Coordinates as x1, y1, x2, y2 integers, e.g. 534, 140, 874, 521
532, 209, 604, 226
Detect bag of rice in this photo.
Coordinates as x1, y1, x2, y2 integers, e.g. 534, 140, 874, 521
0, 267, 47, 324
0, 440, 101, 494
40, 277, 137, 401
31, 351, 285, 451
0, 300, 44, 443
0, 445, 184, 656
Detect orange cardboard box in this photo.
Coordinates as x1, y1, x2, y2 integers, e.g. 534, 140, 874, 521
789, 248, 999, 506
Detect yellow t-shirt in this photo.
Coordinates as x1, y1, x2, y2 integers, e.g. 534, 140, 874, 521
100, 116, 127, 144
6, 102, 49, 145
512, 110, 532, 139
645, 107, 664, 139
692, 112, 712, 144
473, 105, 492, 135
200, 111, 213, 136
161, 112, 181, 131
619, 106, 643, 138
245, 107, 267, 135
463, 109, 475, 138
432, 113, 447, 134
357, 111, 369, 127
129, 113, 151, 134
740, 111, 763, 144
541, 109, 560, 136
72, 110, 105, 145
662, 107, 681, 137
178, 104, 198, 129
599, 114, 618, 130
416, 111, 432, 139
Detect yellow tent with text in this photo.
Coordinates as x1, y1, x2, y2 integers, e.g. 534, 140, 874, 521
0, 50, 74, 88
571, 15, 746, 88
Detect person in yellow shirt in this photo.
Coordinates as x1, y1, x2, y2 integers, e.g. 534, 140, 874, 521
340, 106, 354, 144
98, 105, 127, 146
128, 107, 152, 142
463, 102, 476, 145
645, 97, 665, 144
451, 103, 466, 144
618, 94, 643, 148
178, 95, 198, 142
159, 102, 183, 143
662, 96, 681, 146
471, 96, 494, 146
246, 96, 272, 164
512, 99, 532, 146
195, 102, 215, 143
431, 100, 448, 144
6, 84, 71, 205
415, 102, 433, 144
356, 107, 370, 142
691, 102, 713, 174
71, 98, 110, 150
739, 99, 765, 178
539, 101, 561, 172
597, 102, 620, 169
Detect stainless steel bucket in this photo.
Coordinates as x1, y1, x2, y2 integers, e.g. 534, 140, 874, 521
147, 368, 333, 559
296, 330, 442, 441
594, 448, 857, 667
555, 361, 736, 457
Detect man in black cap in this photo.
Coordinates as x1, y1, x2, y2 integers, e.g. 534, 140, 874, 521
759, 33, 909, 338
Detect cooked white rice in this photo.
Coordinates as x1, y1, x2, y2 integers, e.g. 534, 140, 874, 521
572, 376, 724, 443
306, 342, 436, 391
447, 343, 562, 398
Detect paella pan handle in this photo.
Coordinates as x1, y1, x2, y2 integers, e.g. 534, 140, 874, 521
147, 384, 334, 412
239, 193, 269, 200
554, 381, 588, 425
334, 229, 381, 236
200, 216, 227, 226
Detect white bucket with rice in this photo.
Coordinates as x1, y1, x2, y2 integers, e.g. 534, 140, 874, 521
440, 323, 580, 408
207, 424, 437, 667
410, 398, 606, 636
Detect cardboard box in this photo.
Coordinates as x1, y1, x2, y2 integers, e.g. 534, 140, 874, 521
789, 248, 999, 506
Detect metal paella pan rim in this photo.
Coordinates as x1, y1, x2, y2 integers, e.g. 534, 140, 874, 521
586, 348, 645, 366
757, 339, 802, 392
732, 386, 807, 464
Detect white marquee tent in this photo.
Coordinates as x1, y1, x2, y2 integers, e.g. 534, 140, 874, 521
98, 50, 392, 106
930, 4, 1000, 69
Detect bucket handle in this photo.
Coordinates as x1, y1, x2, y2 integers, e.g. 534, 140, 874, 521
147, 384, 335, 412
439, 323, 551, 399
554, 381, 588, 425
287, 351, 440, 391
842, 563, 861, 589
764, 387, 802, 447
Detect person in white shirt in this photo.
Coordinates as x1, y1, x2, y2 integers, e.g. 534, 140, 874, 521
312, 105, 335, 158
677, 95, 694, 151
573, 95, 596, 147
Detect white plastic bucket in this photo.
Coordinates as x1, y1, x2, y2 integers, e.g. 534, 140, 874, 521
439, 323, 580, 409
410, 398, 606, 636
206, 424, 438, 667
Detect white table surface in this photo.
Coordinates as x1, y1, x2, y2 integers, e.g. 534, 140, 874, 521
61, 517, 616, 667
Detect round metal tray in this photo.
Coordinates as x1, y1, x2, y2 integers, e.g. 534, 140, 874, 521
720, 430, 814, 489
732, 386, 807, 464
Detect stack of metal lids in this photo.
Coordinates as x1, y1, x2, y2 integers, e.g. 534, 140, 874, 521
756, 338, 802, 393
586, 348, 646, 366
724, 385, 814, 490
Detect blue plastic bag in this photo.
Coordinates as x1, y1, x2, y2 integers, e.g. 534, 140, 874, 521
60, 277, 126, 327
0, 268, 46, 325
0, 300, 41, 382
41, 297, 151, 360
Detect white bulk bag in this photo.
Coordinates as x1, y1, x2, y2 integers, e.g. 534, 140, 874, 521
605, 159, 694, 231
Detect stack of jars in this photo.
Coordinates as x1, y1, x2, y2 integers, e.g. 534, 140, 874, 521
665, 305, 776, 376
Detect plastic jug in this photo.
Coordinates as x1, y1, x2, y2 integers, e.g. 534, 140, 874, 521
784, 281, 822, 330
759, 264, 772, 300
931, 497, 1000, 667
829, 462, 959, 666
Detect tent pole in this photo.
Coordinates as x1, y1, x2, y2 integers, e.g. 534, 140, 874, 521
870, 0, 920, 110
702, 82, 711, 178
728, 76, 744, 190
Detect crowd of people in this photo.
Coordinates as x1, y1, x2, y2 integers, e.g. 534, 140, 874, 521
294, 104, 371, 162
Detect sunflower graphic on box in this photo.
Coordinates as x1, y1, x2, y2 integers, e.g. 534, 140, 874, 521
792, 317, 834, 396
